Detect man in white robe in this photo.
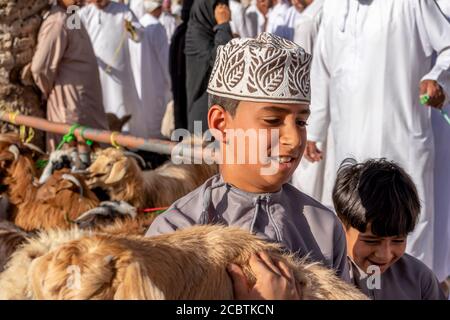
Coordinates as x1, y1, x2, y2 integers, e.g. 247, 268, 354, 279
129, 0, 171, 138
432, 0, 450, 284
229, 0, 246, 37
159, 0, 178, 43
243, 0, 272, 38
128, 0, 146, 19
306, 0, 450, 270
78, 0, 143, 133
291, 0, 335, 208
269, 0, 304, 41
266, 0, 290, 36
293, 0, 323, 53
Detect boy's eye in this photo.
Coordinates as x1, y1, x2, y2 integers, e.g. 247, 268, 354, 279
263, 118, 282, 125
296, 120, 308, 127
362, 240, 381, 245
392, 239, 406, 244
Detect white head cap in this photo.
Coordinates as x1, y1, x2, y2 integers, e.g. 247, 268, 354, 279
208, 32, 312, 104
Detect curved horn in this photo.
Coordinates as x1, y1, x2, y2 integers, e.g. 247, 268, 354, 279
8, 145, 20, 161
75, 207, 111, 222
123, 151, 146, 169
38, 161, 54, 184
62, 174, 84, 199
23, 143, 46, 155
100, 201, 137, 219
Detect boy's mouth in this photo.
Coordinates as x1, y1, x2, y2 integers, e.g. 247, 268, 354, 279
367, 259, 390, 270
275, 156, 294, 164
269, 155, 298, 164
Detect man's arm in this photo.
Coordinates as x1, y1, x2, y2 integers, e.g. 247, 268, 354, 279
124, 10, 144, 42
211, 4, 233, 67
304, 18, 331, 163
417, 0, 450, 108
31, 18, 68, 98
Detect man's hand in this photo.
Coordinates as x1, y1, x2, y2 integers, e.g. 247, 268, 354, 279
21, 63, 34, 87
304, 141, 323, 162
215, 3, 231, 25
227, 252, 301, 300
420, 80, 446, 109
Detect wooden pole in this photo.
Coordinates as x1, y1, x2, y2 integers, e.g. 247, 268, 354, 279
0, 111, 177, 155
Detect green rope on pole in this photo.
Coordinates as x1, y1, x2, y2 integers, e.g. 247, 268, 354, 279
80, 126, 94, 146
56, 123, 81, 150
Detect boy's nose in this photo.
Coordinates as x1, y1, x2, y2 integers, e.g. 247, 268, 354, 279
279, 123, 303, 151
373, 242, 394, 262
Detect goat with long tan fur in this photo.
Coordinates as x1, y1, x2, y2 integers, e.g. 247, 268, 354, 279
0, 145, 99, 231
86, 148, 217, 209
0, 225, 367, 300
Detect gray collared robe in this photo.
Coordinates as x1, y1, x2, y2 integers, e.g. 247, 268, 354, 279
146, 175, 350, 281
349, 255, 446, 300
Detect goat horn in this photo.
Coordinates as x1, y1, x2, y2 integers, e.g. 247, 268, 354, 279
8, 145, 20, 161
123, 151, 146, 169
75, 207, 111, 222
23, 143, 46, 155
100, 201, 137, 219
62, 174, 84, 199
38, 161, 54, 184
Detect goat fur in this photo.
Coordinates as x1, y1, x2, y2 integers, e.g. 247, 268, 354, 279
0, 221, 31, 273
0, 225, 367, 300
0, 147, 99, 231
87, 148, 217, 209
75, 201, 157, 235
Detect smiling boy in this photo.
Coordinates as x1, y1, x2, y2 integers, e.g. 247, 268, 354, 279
333, 158, 446, 299
146, 33, 349, 280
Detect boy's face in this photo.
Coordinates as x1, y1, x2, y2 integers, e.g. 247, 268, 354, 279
209, 101, 310, 193
345, 224, 407, 274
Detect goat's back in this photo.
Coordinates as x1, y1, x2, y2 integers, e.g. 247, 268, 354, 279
2, 225, 367, 300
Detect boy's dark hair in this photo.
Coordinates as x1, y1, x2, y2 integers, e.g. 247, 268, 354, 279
332, 158, 420, 237
208, 94, 240, 117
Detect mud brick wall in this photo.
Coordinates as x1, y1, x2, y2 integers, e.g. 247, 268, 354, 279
0, 0, 50, 147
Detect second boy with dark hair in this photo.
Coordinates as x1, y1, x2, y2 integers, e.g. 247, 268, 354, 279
333, 158, 445, 300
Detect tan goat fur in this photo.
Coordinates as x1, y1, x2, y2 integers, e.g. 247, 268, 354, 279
87, 148, 217, 209
0, 225, 367, 300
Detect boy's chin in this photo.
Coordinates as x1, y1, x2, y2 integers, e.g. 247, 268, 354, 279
257, 173, 292, 192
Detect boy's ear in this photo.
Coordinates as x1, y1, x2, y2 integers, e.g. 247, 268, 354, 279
208, 105, 228, 143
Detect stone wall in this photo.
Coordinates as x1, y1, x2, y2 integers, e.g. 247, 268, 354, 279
0, 0, 50, 146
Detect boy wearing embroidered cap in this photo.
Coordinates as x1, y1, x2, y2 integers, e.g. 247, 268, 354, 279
146, 33, 350, 281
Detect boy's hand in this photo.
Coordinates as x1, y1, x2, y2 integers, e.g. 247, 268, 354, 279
227, 252, 301, 300
420, 80, 445, 109
304, 141, 323, 162
215, 4, 231, 25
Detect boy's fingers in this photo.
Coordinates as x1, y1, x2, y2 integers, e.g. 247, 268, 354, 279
276, 259, 294, 281
227, 264, 250, 297
254, 252, 282, 276
248, 253, 274, 277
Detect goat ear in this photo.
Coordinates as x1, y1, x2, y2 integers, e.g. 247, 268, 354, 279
114, 262, 165, 300
104, 159, 128, 185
